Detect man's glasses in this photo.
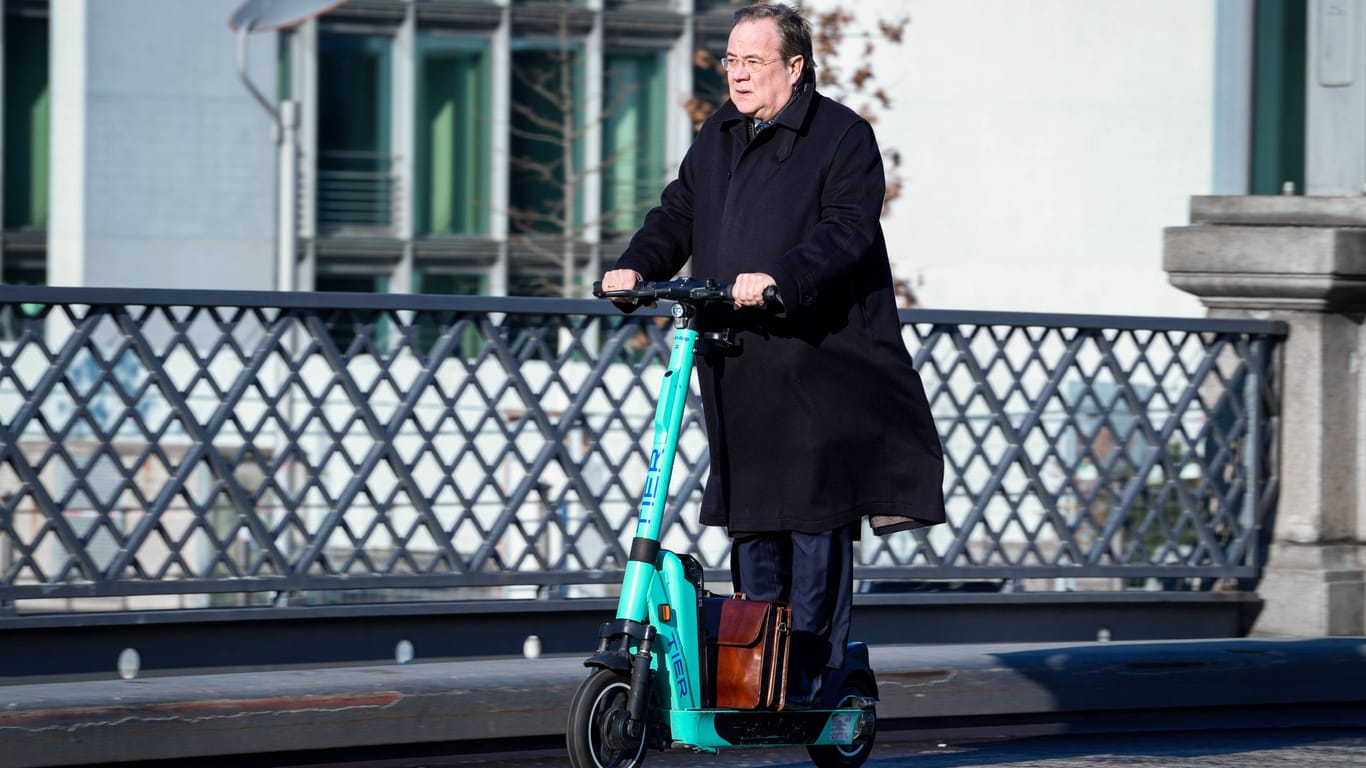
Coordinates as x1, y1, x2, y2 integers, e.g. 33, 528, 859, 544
720, 56, 787, 74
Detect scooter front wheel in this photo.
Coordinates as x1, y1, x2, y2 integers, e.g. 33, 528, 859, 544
566, 668, 648, 768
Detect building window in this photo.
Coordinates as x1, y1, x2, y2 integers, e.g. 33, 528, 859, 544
509, 44, 585, 238
4, 15, 49, 231
417, 35, 490, 236
601, 49, 666, 237
1250, 0, 1307, 195
316, 273, 389, 294
2, 263, 44, 285
317, 33, 396, 234
414, 271, 483, 295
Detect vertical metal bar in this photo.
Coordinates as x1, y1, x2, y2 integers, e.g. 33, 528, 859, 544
1241, 336, 1262, 566
1228, 334, 1267, 568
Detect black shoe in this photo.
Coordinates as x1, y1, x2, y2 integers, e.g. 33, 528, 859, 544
785, 675, 822, 710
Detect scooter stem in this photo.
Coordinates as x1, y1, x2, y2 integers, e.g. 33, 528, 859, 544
615, 324, 699, 624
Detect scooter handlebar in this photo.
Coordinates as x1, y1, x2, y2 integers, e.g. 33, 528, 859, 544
592, 278, 780, 307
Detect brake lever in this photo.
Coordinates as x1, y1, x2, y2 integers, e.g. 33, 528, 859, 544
592, 280, 658, 301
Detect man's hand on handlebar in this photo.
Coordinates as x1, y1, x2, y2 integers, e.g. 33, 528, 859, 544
731, 273, 776, 310
600, 269, 648, 306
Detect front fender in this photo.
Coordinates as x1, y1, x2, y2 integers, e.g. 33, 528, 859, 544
585, 649, 633, 674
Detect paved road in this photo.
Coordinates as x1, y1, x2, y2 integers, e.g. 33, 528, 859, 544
22, 639, 1366, 768
99, 726, 1366, 768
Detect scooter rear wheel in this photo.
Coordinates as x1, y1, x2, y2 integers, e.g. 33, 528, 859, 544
566, 668, 648, 768
806, 674, 877, 768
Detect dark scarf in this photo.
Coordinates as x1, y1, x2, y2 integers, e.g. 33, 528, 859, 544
747, 82, 808, 142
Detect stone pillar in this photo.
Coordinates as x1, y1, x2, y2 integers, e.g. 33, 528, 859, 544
1164, 195, 1366, 637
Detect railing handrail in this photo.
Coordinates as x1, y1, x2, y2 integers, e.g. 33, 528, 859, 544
0, 285, 1290, 335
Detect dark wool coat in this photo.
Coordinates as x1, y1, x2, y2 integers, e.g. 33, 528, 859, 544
615, 85, 946, 536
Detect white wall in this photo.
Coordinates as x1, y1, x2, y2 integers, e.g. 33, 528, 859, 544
853, 0, 1214, 317
48, 0, 277, 290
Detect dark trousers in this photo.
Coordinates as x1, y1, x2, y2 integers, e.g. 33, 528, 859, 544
729, 521, 857, 693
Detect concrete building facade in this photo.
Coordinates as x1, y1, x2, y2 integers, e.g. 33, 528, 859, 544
4, 0, 729, 297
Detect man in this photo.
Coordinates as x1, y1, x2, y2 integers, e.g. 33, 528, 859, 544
600, 2, 945, 708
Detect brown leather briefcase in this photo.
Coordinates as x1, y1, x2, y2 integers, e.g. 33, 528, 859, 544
703, 595, 791, 710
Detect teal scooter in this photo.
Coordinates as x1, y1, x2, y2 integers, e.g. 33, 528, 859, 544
567, 277, 878, 768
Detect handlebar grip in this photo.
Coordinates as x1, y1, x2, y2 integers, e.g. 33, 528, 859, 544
711, 284, 781, 304
594, 279, 653, 301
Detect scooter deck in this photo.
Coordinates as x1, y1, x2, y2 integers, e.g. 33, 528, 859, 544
668, 706, 868, 750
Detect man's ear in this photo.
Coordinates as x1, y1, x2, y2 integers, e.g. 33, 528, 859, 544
787, 55, 804, 86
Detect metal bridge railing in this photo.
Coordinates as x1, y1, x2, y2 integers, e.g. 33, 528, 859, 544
0, 286, 1284, 611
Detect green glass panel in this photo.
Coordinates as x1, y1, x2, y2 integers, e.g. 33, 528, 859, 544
509, 46, 584, 236
4, 17, 50, 229
1, 265, 44, 285
317, 34, 393, 228
318, 35, 392, 154
602, 50, 665, 236
417, 37, 489, 235
413, 272, 483, 295
1249, 0, 1306, 195
316, 274, 389, 293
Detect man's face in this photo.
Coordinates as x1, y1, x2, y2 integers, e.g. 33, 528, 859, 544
726, 19, 803, 123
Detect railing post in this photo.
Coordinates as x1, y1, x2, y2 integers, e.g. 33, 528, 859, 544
1165, 195, 1366, 636
1241, 335, 1266, 572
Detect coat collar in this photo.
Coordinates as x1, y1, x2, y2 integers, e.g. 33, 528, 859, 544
716, 84, 816, 164
716, 82, 817, 136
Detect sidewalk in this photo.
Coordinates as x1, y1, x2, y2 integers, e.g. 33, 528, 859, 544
3, 638, 1364, 768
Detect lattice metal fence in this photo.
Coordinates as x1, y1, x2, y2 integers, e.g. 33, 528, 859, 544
0, 286, 1283, 609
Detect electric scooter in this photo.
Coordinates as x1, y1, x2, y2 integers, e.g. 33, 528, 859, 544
567, 277, 878, 768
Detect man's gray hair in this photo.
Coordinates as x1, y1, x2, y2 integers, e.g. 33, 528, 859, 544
733, 3, 816, 85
